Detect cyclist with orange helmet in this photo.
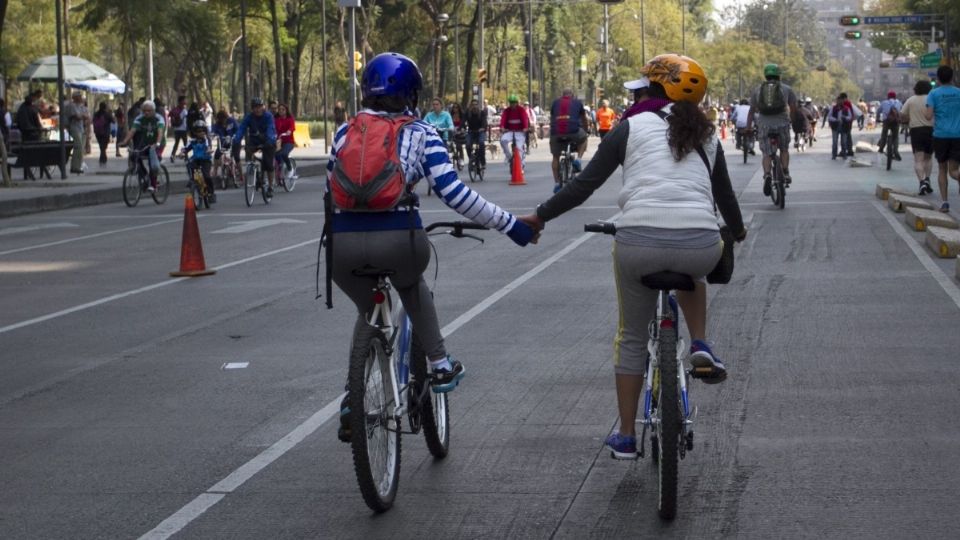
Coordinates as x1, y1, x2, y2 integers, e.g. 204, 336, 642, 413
518, 54, 747, 459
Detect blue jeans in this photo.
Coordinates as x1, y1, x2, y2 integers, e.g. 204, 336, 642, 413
831, 128, 841, 158
276, 142, 295, 170
466, 131, 486, 167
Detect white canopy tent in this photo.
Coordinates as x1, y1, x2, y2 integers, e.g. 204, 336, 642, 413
64, 74, 126, 95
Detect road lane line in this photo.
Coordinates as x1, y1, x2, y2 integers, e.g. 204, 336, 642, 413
0, 238, 320, 336
137, 225, 608, 539
872, 200, 960, 310
0, 218, 182, 256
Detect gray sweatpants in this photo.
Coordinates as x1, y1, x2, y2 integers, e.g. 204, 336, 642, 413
332, 229, 445, 360
612, 241, 721, 375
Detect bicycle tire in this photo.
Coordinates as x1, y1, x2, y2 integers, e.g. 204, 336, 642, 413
770, 158, 783, 208
743, 143, 748, 164
260, 170, 271, 204
468, 161, 477, 182
409, 336, 450, 459
284, 158, 297, 192
886, 141, 893, 171
656, 322, 680, 521
122, 169, 142, 207
244, 163, 257, 207
152, 166, 170, 205
348, 326, 401, 512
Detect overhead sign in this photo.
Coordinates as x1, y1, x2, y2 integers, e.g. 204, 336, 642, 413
864, 15, 931, 25
893, 62, 918, 68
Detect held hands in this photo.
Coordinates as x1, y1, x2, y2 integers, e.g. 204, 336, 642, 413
507, 216, 542, 246
512, 214, 545, 246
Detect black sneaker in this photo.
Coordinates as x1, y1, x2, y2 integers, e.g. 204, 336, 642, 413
894, 153, 902, 161
337, 394, 351, 443
919, 180, 933, 196
431, 359, 465, 393
783, 171, 792, 186
877, 147, 884, 154
762, 175, 772, 196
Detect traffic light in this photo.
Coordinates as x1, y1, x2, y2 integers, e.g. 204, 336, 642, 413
845, 30, 862, 40
353, 51, 363, 72
477, 68, 488, 85
839, 15, 860, 26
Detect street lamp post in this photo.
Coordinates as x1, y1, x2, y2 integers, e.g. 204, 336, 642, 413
434, 13, 449, 99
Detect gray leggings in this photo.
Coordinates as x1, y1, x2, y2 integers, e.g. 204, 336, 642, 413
332, 229, 445, 360
612, 241, 721, 375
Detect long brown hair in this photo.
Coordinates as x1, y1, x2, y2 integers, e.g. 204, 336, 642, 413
649, 82, 715, 161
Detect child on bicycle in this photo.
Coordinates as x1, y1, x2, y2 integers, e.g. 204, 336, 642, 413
327, 52, 537, 442
518, 55, 747, 459
180, 120, 216, 203
212, 110, 238, 184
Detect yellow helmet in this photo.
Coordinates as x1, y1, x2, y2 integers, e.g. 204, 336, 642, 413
640, 54, 708, 104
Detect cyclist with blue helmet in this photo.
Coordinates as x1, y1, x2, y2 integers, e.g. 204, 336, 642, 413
327, 52, 537, 442
233, 97, 278, 197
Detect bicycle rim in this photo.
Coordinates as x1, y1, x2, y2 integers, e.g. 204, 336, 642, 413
244, 165, 257, 206
191, 183, 203, 211
410, 337, 450, 458
152, 167, 170, 205
260, 171, 270, 204
122, 170, 141, 207
284, 159, 297, 191
349, 328, 400, 512
656, 324, 679, 521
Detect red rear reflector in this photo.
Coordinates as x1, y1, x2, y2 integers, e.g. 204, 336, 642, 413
373, 291, 386, 304
660, 320, 674, 329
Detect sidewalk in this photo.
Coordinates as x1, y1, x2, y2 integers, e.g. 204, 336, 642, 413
0, 138, 330, 219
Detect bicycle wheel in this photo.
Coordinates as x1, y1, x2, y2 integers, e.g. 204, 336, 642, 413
468, 159, 477, 182
152, 166, 170, 205
409, 336, 450, 459
122, 169, 142, 207
886, 141, 894, 171
743, 141, 749, 164
348, 326, 401, 512
260, 170, 271, 204
772, 159, 786, 209
283, 158, 297, 192
655, 320, 680, 521
244, 163, 257, 207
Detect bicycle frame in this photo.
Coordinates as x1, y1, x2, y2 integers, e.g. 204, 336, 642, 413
366, 277, 417, 428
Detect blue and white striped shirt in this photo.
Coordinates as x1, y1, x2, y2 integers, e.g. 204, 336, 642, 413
326, 109, 518, 235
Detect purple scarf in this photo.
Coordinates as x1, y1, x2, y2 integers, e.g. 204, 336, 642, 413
620, 98, 672, 121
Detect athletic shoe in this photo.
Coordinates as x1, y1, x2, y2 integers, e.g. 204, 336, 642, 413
431, 359, 465, 393
748, 149, 756, 155
266, 186, 274, 197
919, 180, 933, 196
146, 185, 155, 193
762, 175, 772, 196
605, 431, 638, 460
689, 339, 727, 384
553, 183, 562, 194
940, 201, 950, 213
337, 394, 351, 443
572, 159, 582, 173
894, 153, 902, 161
877, 147, 884, 153
783, 171, 792, 185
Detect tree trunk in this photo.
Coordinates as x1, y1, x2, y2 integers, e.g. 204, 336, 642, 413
63, 0, 71, 55
268, 0, 285, 103
0, 0, 8, 48
458, 2, 480, 109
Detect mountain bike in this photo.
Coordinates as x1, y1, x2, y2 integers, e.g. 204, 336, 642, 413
244, 147, 270, 206
346, 221, 486, 512
466, 133, 485, 183
122, 146, 170, 207
765, 132, 786, 209
586, 221, 713, 521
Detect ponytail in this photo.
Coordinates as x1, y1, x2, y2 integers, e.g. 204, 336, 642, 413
648, 82, 715, 161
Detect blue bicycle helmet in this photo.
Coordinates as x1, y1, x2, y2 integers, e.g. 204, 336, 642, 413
361, 52, 423, 105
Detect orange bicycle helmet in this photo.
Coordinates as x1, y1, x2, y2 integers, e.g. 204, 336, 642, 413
640, 54, 708, 104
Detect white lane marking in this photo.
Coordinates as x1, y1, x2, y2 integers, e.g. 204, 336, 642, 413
0, 238, 320, 336
739, 200, 863, 207
221, 362, 249, 370
872, 200, 960, 310
211, 219, 307, 234
0, 218, 182, 257
0, 222, 80, 236
137, 224, 609, 539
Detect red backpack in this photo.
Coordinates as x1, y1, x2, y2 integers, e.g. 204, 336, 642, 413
330, 112, 416, 211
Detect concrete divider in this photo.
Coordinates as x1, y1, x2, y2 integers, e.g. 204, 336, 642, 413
888, 192, 935, 212
876, 183, 913, 201
925, 226, 960, 258
904, 206, 959, 231
855, 141, 878, 153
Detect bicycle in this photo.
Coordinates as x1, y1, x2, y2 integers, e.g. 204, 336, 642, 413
275, 153, 298, 193
883, 121, 900, 171
446, 137, 464, 173
764, 132, 786, 209
122, 146, 170, 207
557, 138, 575, 188
586, 220, 717, 520
345, 221, 486, 512
185, 159, 212, 210
737, 127, 755, 165
216, 139, 241, 191
243, 147, 271, 206
466, 133, 485, 183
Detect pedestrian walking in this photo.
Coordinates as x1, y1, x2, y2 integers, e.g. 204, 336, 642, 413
63, 91, 89, 174
169, 96, 188, 161
114, 102, 126, 157
925, 65, 960, 213
827, 95, 852, 160
92, 102, 114, 165
84, 96, 93, 156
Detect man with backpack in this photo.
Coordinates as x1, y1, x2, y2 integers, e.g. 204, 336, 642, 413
877, 91, 903, 161
169, 96, 188, 162
746, 64, 798, 195
325, 52, 536, 442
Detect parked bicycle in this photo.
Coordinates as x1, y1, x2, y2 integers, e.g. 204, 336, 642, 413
345, 221, 486, 512
122, 145, 170, 207
586, 221, 718, 520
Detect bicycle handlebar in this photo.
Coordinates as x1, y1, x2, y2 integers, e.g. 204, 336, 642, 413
425, 221, 489, 240
584, 222, 617, 235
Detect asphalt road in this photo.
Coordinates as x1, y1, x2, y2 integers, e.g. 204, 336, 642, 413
2, 134, 959, 539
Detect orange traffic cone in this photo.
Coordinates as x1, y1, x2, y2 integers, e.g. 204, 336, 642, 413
509, 146, 526, 186
720, 122, 727, 140
170, 195, 216, 277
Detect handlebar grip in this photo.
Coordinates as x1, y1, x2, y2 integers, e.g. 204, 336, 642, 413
584, 222, 617, 235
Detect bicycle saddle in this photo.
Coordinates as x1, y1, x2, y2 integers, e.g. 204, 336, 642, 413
641, 271, 695, 292
351, 265, 395, 278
